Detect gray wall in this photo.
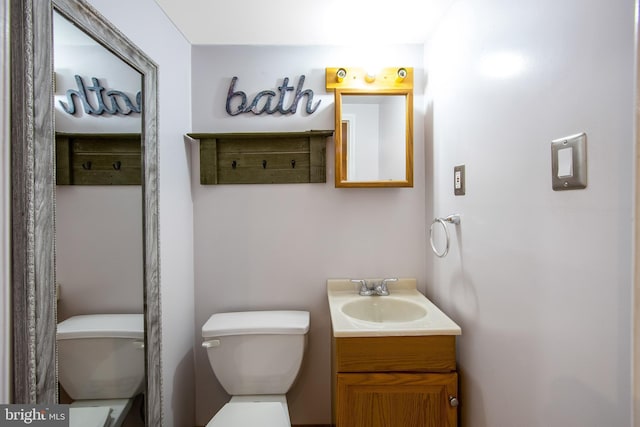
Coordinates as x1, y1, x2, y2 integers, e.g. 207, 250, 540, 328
424, 0, 635, 425
191, 45, 426, 426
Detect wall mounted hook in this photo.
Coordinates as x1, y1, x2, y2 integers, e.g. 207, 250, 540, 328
231, 160, 237, 169
112, 161, 122, 170
262, 160, 267, 169
291, 160, 296, 169
82, 161, 92, 170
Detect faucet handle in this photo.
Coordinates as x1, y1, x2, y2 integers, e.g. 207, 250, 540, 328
351, 279, 374, 296
376, 278, 398, 296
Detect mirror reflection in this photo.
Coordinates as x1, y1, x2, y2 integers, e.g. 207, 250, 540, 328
341, 94, 407, 182
53, 10, 145, 426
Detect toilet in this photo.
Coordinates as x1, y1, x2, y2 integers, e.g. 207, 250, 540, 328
57, 314, 145, 427
201, 310, 310, 427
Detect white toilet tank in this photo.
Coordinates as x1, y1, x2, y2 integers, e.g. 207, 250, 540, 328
202, 310, 309, 395
57, 314, 145, 400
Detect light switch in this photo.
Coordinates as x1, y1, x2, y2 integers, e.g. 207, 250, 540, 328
557, 147, 573, 178
551, 133, 587, 191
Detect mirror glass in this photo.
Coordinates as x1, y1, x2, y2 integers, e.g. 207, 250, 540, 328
53, 10, 145, 425
341, 94, 407, 182
334, 89, 413, 188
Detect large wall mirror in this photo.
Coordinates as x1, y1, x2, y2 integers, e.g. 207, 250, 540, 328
326, 67, 414, 188
10, 0, 162, 425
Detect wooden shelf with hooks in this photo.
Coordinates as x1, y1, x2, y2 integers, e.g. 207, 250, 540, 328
189, 130, 333, 185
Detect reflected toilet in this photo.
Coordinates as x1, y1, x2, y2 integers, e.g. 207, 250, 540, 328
201, 310, 309, 427
57, 314, 145, 427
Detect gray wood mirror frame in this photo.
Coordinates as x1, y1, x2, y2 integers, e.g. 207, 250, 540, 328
10, 0, 162, 424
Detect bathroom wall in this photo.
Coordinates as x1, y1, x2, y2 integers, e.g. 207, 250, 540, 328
86, 1, 195, 425
424, 0, 635, 426
0, 0, 10, 405
191, 45, 426, 425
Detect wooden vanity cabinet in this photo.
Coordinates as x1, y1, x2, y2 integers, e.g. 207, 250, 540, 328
332, 335, 458, 427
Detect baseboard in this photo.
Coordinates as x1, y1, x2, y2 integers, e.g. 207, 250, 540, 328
198, 425, 330, 427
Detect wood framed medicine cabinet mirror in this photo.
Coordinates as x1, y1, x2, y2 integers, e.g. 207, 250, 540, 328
326, 67, 414, 188
10, 0, 162, 424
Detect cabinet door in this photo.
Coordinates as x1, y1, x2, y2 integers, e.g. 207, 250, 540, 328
336, 372, 458, 427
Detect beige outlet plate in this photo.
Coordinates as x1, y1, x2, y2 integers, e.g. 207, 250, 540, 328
454, 165, 465, 196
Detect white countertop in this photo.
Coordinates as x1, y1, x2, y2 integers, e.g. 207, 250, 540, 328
327, 278, 462, 337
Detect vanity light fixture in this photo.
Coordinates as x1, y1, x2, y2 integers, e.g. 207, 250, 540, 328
325, 66, 413, 90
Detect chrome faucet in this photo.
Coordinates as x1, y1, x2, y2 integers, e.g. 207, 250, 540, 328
351, 278, 398, 296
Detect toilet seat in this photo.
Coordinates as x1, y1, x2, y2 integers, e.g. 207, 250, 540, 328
206, 401, 289, 427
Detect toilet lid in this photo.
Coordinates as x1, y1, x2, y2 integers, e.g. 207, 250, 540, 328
58, 314, 143, 340
202, 310, 309, 338
206, 402, 289, 427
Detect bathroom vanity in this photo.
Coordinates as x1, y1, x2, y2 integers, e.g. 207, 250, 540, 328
327, 279, 461, 427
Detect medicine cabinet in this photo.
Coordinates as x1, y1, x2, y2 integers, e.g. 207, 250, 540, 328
326, 67, 414, 188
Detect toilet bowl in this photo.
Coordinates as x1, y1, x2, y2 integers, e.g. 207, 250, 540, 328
68, 406, 111, 427
69, 398, 134, 427
201, 310, 310, 427
57, 314, 145, 427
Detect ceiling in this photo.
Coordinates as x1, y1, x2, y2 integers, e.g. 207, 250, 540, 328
152, 0, 457, 45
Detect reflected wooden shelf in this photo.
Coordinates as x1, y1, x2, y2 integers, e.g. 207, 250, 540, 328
55, 132, 141, 186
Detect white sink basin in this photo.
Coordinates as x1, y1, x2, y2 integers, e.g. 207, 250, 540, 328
327, 278, 461, 337
341, 298, 427, 323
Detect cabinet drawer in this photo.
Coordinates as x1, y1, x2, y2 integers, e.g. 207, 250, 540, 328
333, 335, 456, 373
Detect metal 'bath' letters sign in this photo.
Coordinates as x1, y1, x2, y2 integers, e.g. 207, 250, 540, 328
59, 74, 141, 116
226, 75, 320, 116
